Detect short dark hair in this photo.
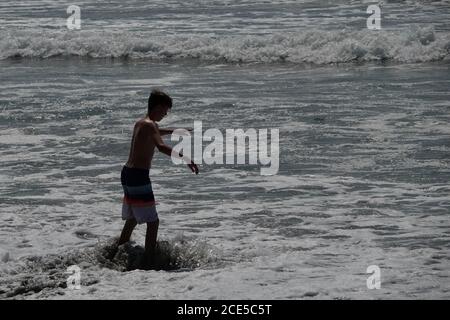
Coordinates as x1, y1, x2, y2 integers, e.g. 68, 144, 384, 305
148, 89, 172, 114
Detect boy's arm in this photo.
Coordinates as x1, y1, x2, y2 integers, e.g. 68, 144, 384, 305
147, 122, 199, 174
158, 127, 193, 136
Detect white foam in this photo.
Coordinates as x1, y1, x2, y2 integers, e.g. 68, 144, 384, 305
1, 27, 448, 65
0, 129, 63, 145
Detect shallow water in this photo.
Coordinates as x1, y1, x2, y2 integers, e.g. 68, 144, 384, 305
1, 0, 450, 299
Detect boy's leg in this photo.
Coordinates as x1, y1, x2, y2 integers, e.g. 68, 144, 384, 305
118, 218, 137, 245
105, 218, 137, 260
144, 219, 159, 266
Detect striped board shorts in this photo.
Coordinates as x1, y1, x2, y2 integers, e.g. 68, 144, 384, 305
121, 166, 158, 224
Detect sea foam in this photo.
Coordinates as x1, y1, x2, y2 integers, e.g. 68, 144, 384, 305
1, 27, 448, 65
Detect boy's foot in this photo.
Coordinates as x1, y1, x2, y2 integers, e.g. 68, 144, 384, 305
105, 247, 118, 260
141, 250, 159, 270
104, 239, 121, 260
141, 255, 154, 270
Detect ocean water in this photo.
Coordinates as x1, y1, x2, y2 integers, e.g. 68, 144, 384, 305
0, 0, 449, 299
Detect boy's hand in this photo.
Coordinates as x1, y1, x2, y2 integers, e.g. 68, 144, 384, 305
188, 161, 199, 174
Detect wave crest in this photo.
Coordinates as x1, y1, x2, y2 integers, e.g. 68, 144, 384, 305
1, 27, 449, 65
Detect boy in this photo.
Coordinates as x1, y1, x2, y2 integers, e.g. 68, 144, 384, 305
117, 89, 198, 268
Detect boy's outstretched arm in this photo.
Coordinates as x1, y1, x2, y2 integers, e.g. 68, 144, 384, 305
148, 122, 199, 174
158, 127, 192, 136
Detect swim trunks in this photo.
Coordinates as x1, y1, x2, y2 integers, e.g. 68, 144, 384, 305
121, 166, 158, 224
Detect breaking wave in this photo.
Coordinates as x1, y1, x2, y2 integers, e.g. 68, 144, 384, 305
1, 27, 449, 65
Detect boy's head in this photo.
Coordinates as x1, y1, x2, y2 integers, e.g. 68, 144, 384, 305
147, 89, 172, 121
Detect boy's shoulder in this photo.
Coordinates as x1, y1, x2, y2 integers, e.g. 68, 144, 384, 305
136, 118, 158, 132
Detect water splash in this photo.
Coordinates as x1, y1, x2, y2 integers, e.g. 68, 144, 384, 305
98, 236, 219, 271
0, 236, 219, 298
